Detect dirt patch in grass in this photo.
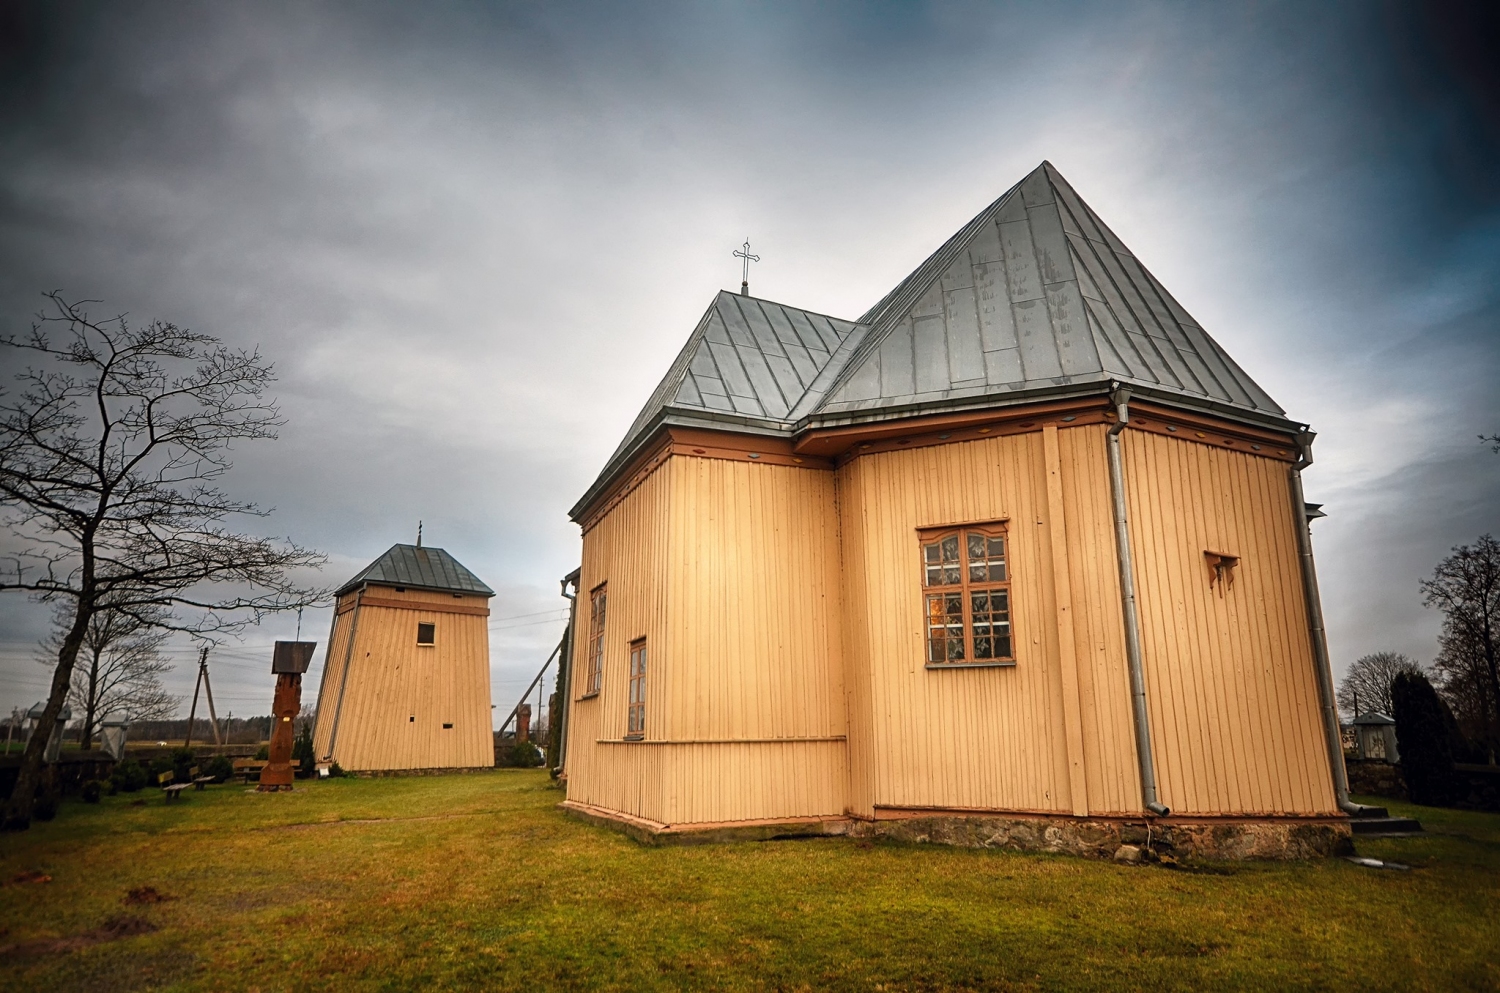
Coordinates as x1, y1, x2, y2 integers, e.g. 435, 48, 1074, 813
1, 914, 157, 958
10, 869, 52, 885
123, 886, 175, 905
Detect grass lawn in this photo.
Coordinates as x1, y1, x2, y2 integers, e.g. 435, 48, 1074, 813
1, 772, 1497, 992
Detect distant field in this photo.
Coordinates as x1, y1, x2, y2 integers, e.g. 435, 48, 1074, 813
1, 771, 1496, 992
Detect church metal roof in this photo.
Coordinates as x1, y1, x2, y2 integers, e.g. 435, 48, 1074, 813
574, 162, 1293, 521
335, 544, 494, 598
816, 162, 1284, 421
599, 291, 863, 468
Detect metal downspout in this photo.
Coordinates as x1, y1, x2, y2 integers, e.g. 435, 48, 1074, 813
1105, 386, 1171, 816
323, 588, 365, 762
552, 569, 580, 779
1289, 433, 1382, 817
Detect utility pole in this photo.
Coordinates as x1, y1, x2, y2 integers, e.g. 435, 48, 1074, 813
184, 646, 206, 748
182, 646, 224, 749
202, 651, 223, 747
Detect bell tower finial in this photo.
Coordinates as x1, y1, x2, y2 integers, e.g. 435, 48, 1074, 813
416, 520, 422, 548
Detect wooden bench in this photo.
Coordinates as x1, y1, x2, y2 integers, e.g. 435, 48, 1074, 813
192, 776, 216, 791
232, 759, 269, 783
163, 783, 192, 801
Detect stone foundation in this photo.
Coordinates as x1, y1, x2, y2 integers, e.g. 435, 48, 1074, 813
562, 799, 1353, 860
853, 813, 1352, 860
348, 765, 499, 778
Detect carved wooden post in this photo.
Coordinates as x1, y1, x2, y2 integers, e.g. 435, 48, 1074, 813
259, 641, 316, 792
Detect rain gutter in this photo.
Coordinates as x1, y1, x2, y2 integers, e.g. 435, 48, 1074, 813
1105, 385, 1171, 817
1289, 433, 1383, 817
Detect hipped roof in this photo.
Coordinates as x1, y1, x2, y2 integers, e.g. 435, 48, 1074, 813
574, 161, 1293, 521
336, 544, 494, 598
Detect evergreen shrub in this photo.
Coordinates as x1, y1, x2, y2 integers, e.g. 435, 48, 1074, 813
111, 759, 148, 793
293, 725, 314, 776
1392, 671, 1466, 806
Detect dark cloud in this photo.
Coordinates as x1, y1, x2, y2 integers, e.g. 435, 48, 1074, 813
1, 0, 1496, 718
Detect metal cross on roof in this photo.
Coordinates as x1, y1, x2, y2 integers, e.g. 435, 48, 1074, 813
734, 239, 760, 297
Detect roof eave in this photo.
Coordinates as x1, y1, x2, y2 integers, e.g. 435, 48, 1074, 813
801, 380, 1301, 437
568, 406, 795, 522
335, 578, 495, 599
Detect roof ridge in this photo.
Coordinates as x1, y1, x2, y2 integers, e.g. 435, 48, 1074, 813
713, 287, 860, 326
815, 168, 1035, 407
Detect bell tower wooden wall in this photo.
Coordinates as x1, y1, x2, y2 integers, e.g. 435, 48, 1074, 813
312, 586, 493, 771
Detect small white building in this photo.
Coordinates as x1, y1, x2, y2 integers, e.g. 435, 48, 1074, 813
1352, 711, 1399, 763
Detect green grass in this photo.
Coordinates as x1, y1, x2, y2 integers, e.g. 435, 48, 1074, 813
1, 775, 1497, 992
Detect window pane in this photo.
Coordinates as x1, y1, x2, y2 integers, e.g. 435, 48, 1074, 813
971, 589, 1011, 660
923, 542, 944, 586
927, 593, 966, 663
587, 588, 607, 693
941, 535, 961, 585
627, 642, 646, 735
967, 533, 1007, 582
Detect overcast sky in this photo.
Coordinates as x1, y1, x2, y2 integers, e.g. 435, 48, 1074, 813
2, 1, 1496, 728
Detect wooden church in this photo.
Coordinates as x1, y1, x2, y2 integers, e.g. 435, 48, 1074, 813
558, 162, 1359, 857
312, 543, 495, 771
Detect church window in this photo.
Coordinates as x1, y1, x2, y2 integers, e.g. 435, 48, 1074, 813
626, 638, 647, 738
920, 524, 1013, 666
416, 622, 435, 645
584, 585, 607, 696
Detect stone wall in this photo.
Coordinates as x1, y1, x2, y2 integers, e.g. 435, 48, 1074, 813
850, 814, 1352, 861
1346, 759, 1406, 801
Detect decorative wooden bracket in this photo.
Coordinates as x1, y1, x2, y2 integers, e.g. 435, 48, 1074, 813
1204, 551, 1240, 594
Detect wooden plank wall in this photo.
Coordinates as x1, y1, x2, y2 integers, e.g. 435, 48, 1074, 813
310, 587, 493, 771
311, 593, 356, 761
1122, 428, 1337, 815
564, 455, 848, 825
837, 430, 1080, 815
565, 459, 672, 821
661, 457, 846, 822
567, 418, 1336, 826
1056, 425, 1144, 815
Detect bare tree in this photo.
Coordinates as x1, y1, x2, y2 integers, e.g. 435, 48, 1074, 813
36, 601, 177, 748
1337, 651, 1422, 719
1421, 534, 1500, 756
1482, 434, 1499, 454
1433, 620, 1495, 756
0, 293, 326, 829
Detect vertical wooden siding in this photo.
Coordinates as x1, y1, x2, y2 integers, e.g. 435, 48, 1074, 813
837, 431, 1079, 814
564, 459, 672, 821
567, 420, 1336, 826
564, 455, 848, 825
311, 594, 357, 761
1056, 425, 1143, 815
1122, 428, 1337, 815
311, 587, 493, 771
661, 457, 846, 822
